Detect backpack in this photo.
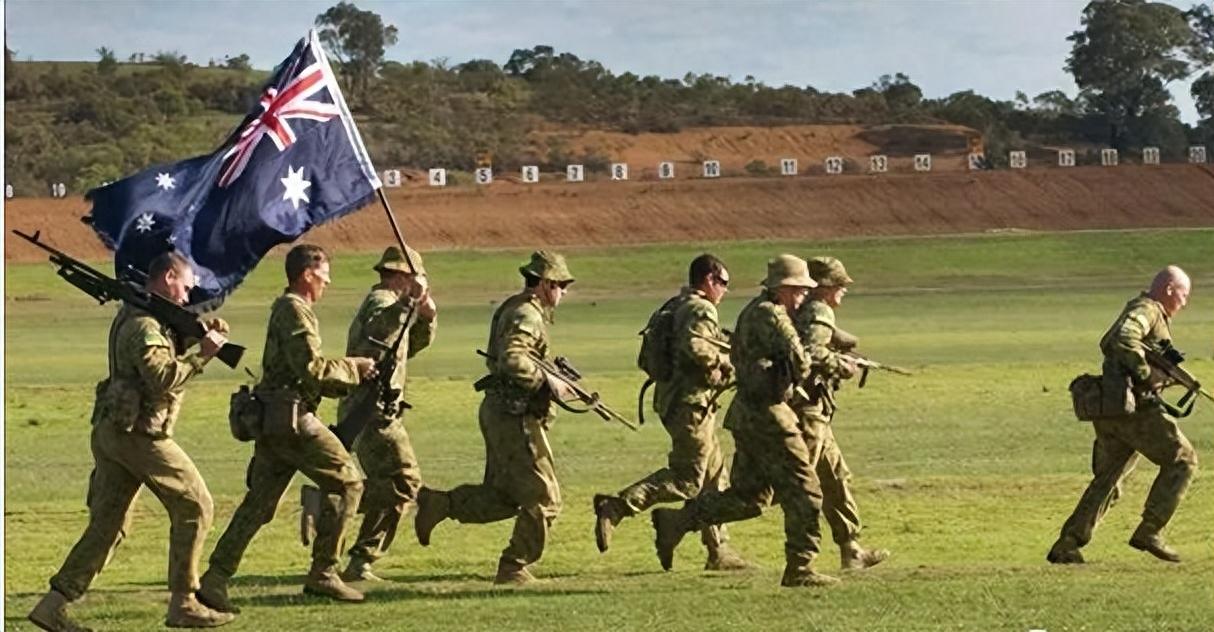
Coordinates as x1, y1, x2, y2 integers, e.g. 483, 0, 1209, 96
637, 294, 684, 382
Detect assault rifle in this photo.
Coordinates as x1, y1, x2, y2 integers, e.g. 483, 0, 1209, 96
330, 304, 418, 448
13, 229, 244, 368
477, 349, 639, 431
829, 328, 912, 388
1144, 340, 1214, 418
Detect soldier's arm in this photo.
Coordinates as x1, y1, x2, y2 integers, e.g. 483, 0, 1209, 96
359, 293, 412, 347
131, 319, 208, 395
1110, 308, 1156, 383
682, 301, 729, 374
281, 302, 362, 397
774, 307, 811, 383
407, 312, 436, 359
497, 309, 545, 392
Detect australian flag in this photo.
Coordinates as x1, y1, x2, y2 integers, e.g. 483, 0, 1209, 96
85, 29, 382, 307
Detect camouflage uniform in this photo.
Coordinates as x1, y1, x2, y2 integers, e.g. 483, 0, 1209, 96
341, 248, 436, 572
48, 304, 214, 601
653, 256, 831, 585
415, 251, 573, 582
1050, 292, 1198, 561
206, 293, 365, 584
595, 287, 734, 562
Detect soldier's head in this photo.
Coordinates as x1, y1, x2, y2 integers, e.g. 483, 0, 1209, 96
146, 251, 195, 306
1149, 265, 1191, 317
520, 250, 574, 309
762, 254, 816, 314
286, 244, 331, 303
807, 256, 853, 308
374, 245, 427, 297
690, 254, 729, 306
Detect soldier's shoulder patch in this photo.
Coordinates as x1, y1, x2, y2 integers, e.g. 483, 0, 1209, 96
127, 315, 172, 348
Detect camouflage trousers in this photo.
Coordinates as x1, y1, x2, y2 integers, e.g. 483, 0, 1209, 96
616, 402, 728, 553
348, 415, 423, 564
683, 398, 824, 569
445, 397, 561, 569
51, 420, 213, 599
801, 418, 862, 546
1058, 404, 1198, 547
208, 413, 364, 578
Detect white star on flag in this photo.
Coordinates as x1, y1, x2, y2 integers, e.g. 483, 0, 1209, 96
155, 172, 176, 190
135, 213, 156, 233
280, 165, 312, 210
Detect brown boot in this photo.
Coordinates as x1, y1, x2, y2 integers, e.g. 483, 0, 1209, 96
493, 559, 536, 586
414, 487, 450, 547
165, 593, 236, 628
1046, 536, 1085, 565
341, 557, 383, 582
840, 541, 891, 570
704, 545, 755, 571
651, 508, 689, 571
780, 565, 840, 588
303, 568, 365, 602
1129, 525, 1181, 563
28, 589, 92, 632
593, 494, 631, 553
195, 569, 240, 614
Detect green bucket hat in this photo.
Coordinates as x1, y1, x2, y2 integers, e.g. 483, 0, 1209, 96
373, 245, 425, 275
519, 250, 575, 283
807, 256, 853, 287
761, 254, 817, 289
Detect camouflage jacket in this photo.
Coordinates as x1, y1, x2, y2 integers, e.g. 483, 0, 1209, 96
259, 292, 362, 411
726, 290, 810, 425
793, 299, 848, 421
337, 284, 436, 417
654, 287, 732, 415
99, 303, 210, 438
1100, 292, 1172, 386
483, 291, 552, 415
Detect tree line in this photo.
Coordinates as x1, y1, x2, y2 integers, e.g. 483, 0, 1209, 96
4, 0, 1212, 196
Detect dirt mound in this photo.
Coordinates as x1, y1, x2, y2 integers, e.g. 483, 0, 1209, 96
7, 164, 1214, 263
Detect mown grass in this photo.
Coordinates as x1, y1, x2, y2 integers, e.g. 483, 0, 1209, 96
5, 229, 1214, 631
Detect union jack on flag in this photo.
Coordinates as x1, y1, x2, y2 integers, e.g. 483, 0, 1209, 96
85, 30, 382, 307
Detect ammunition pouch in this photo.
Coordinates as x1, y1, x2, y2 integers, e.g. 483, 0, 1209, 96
255, 387, 303, 436
99, 377, 143, 433
228, 385, 263, 442
1069, 373, 1136, 421
479, 375, 550, 417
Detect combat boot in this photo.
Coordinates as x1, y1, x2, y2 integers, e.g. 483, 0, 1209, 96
27, 589, 93, 632
593, 494, 631, 553
195, 569, 240, 614
651, 508, 690, 571
341, 557, 383, 582
840, 541, 891, 570
165, 592, 235, 628
780, 565, 840, 588
1046, 536, 1085, 565
1129, 525, 1181, 563
704, 544, 755, 571
303, 568, 366, 602
493, 559, 536, 586
414, 487, 450, 547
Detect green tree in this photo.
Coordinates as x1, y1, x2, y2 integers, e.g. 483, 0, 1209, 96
224, 53, 251, 72
314, 1, 398, 104
1066, 0, 1197, 148
872, 73, 922, 112
96, 46, 118, 75
1189, 3, 1214, 122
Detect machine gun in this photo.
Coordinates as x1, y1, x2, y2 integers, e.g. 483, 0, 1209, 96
1144, 340, 1214, 418
13, 229, 244, 368
477, 349, 638, 431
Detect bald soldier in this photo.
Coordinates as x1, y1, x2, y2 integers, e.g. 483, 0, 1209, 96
413, 251, 576, 585
29, 252, 234, 631
339, 246, 437, 582
199, 245, 376, 610
1048, 266, 1199, 564
794, 256, 890, 570
652, 255, 838, 587
593, 254, 749, 570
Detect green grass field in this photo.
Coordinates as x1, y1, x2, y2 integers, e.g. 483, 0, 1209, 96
5, 229, 1214, 631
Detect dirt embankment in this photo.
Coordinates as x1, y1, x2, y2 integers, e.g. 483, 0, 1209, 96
6, 164, 1214, 262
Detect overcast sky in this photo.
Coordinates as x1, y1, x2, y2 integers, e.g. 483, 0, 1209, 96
4, 0, 1203, 123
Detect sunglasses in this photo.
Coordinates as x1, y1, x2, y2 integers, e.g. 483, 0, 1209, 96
555, 280, 574, 290
712, 275, 730, 287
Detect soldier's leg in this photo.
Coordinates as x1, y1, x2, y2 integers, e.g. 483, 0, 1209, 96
497, 417, 561, 583
805, 422, 861, 545
291, 415, 365, 578
762, 406, 830, 585
205, 441, 295, 580
446, 403, 528, 525
348, 416, 422, 569
1121, 409, 1197, 559
1052, 423, 1136, 558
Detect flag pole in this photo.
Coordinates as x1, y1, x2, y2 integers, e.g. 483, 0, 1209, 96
375, 187, 418, 275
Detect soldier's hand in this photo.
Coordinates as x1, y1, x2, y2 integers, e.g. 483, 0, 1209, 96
417, 288, 438, 321
544, 372, 577, 402
207, 317, 231, 335
353, 357, 378, 380
838, 355, 859, 380
199, 330, 228, 360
